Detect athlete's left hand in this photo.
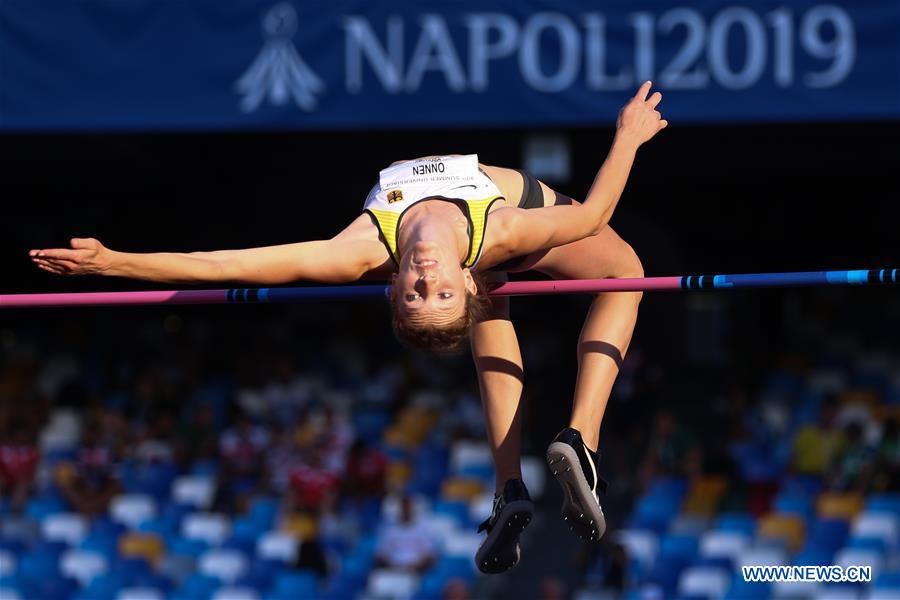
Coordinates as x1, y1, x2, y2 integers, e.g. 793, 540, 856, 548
615, 81, 668, 148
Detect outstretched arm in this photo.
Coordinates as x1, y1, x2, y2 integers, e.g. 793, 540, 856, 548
29, 214, 388, 285
491, 81, 666, 261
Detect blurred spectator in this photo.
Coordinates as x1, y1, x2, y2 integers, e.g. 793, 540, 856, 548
217, 411, 269, 509
344, 439, 388, 500
174, 403, 218, 467
538, 577, 567, 600
55, 424, 122, 516
375, 494, 437, 573
289, 448, 340, 510
443, 578, 472, 600
603, 543, 627, 596
791, 398, 845, 476
640, 409, 694, 482
832, 421, 875, 491
317, 405, 354, 475
874, 417, 900, 491
0, 420, 40, 511
133, 413, 176, 464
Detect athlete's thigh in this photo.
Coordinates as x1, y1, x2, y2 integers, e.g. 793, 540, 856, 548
507, 179, 639, 280
530, 226, 641, 280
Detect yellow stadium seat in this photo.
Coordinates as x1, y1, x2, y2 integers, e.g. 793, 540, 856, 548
281, 513, 318, 541
817, 492, 863, 520
119, 532, 165, 564
441, 477, 485, 501
683, 476, 728, 516
387, 461, 411, 487
758, 513, 806, 553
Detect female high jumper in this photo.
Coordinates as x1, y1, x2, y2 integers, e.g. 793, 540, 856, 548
30, 82, 667, 574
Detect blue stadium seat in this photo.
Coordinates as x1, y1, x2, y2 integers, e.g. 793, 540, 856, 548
79, 533, 119, 558
178, 573, 220, 600
847, 536, 889, 555
432, 500, 471, 527
18, 548, 62, 581
806, 518, 849, 553
234, 557, 280, 591
268, 571, 320, 600
90, 516, 127, 539
247, 498, 280, 528
724, 573, 771, 600
170, 536, 210, 559
873, 570, 900, 591
25, 496, 67, 521
792, 546, 834, 566
866, 494, 900, 517
714, 513, 757, 537
773, 494, 815, 522
780, 475, 824, 498
646, 476, 689, 500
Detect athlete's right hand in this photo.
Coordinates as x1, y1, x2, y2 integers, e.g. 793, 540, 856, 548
29, 238, 112, 276
616, 81, 668, 148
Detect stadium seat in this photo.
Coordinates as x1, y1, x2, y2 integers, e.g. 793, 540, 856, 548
805, 518, 850, 554
25, 495, 67, 521
699, 531, 750, 564
172, 476, 216, 510
110, 494, 158, 529
169, 536, 209, 558
211, 587, 261, 600
60, 548, 108, 585
116, 588, 166, 600
183, 513, 231, 546
669, 515, 711, 537
757, 513, 806, 552
178, 573, 220, 600
367, 568, 419, 600
247, 497, 280, 528
432, 499, 471, 527
678, 566, 730, 599
737, 546, 788, 568
520, 455, 547, 498
441, 477, 485, 502
771, 580, 822, 599
865, 494, 900, 517
852, 511, 899, 552
118, 532, 165, 564
198, 549, 249, 584
614, 529, 659, 573
817, 493, 863, 520
683, 476, 727, 516
442, 531, 482, 558
269, 571, 319, 599
0, 548, 16, 577
725, 574, 771, 600
41, 512, 88, 546
834, 548, 883, 579
256, 532, 298, 562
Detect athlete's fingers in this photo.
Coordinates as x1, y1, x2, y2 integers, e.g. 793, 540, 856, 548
647, 91, 663, 108
33, 257, 78, 271
659, 119, 669, 129
32, 248, 79, 261
634, 80, 652, 101
653, 110, 662, 120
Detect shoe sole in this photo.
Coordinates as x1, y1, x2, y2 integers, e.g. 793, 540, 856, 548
474, 499, 534, 574
546, 442, 606, 542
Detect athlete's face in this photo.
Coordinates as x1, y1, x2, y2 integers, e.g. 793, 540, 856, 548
393, 241, 477, 326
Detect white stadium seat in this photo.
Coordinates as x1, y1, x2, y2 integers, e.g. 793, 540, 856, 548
172, 476, 216, 510
110, 494, 157, 529
116, 588, 166, 600
678, 566, 731, 599
212, 588, 261, 600
182, 512, 231, 546
256, 532, 298, 562
613, 529, 659, 572
367, 569, 419, 600
198, 549, 249, 584
61, 549, 108, 585
699, 530, 750, 563
41, 512, 88, 545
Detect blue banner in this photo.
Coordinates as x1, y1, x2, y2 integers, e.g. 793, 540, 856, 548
1, 1, 898, 131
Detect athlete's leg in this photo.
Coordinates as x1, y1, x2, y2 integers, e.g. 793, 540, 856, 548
470, 277, 525, 494
510, 182, 643, 452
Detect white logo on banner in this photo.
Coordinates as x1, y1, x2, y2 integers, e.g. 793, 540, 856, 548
235, 3, 324, 113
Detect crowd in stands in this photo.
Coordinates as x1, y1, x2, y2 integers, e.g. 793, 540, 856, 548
1, 302, 898, 600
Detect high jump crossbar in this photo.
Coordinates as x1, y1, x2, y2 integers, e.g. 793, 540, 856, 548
0, 269, 895, 309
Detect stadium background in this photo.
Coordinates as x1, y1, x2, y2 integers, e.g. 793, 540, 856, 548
1, 1, 899, 600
